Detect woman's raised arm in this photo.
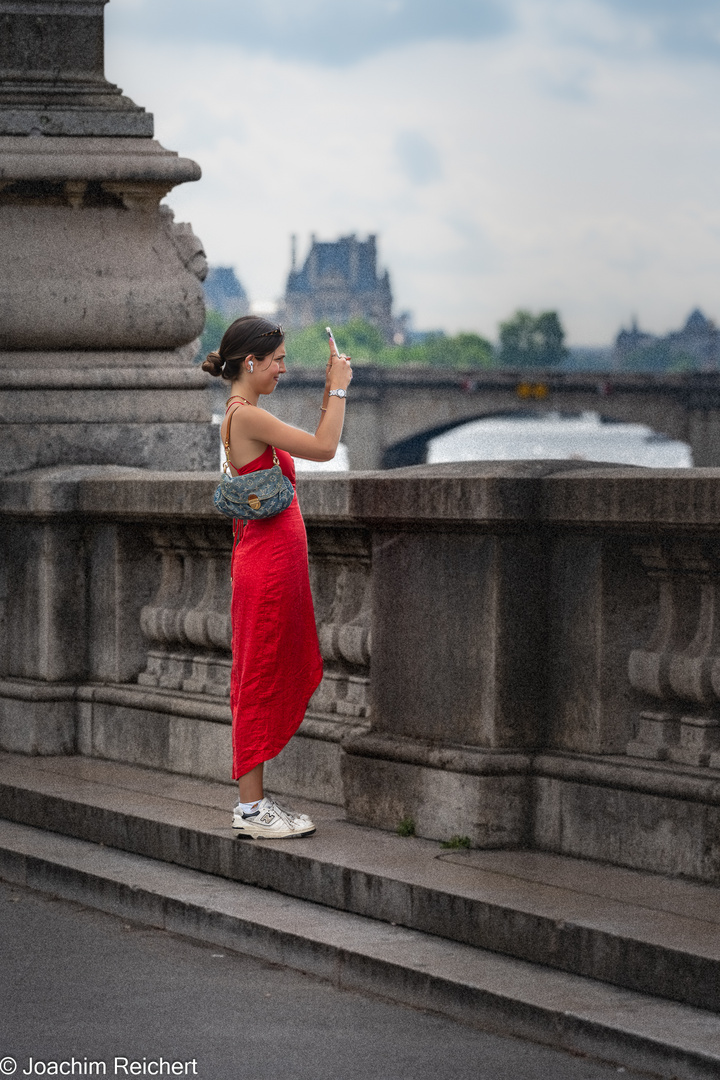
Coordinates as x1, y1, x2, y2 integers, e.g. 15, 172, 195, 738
232, 352, 353, 462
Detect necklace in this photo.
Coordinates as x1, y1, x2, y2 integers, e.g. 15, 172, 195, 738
226, 395, 255, 408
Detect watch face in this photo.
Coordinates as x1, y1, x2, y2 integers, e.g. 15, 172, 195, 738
337, 389, 346, 398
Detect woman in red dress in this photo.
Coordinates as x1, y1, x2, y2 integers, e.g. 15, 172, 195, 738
203, 317, 352, 839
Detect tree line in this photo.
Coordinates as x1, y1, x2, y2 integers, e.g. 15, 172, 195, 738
199, 309, 569, 369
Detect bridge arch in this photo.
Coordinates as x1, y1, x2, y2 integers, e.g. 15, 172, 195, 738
258, 368, 719, 469
381, 409, 542, 468
381, 407, 691, 470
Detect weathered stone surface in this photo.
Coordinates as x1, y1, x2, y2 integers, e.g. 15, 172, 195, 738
0, 4, 210, 471
0, 0, 153, 137
369, 529, 547, 747
533, 765, 720, 883
0, 420, 217, 475
0, 195, 205, 349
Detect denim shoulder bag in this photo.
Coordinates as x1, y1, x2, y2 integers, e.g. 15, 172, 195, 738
214, 405, 295, 524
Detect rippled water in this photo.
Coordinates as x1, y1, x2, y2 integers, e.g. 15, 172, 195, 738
427, 412, 692, 468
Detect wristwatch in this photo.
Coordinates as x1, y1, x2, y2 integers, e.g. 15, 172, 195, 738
328, 389, 347, 399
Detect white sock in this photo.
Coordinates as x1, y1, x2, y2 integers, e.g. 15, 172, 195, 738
238, 799, 262, 816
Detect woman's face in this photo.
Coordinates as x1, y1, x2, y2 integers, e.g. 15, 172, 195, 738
254, 343, 286, 395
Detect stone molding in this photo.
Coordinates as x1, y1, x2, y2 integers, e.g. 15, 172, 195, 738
0, 137, 198, 182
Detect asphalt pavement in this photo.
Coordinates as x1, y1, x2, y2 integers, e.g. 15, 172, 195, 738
0, 879, 644, 1080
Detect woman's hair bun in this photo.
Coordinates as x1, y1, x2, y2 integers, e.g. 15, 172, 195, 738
202, 350, 224, 377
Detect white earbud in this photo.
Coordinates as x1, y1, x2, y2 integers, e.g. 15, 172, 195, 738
248, 360, 254, 373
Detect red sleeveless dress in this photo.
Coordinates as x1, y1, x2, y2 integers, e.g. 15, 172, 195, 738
228, 432, 323, 779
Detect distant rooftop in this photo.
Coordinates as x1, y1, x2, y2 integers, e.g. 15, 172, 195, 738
203, 266, 249, 320
283, 233, 394, 341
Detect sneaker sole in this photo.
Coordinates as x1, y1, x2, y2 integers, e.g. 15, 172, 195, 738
232, 820, 317, 838
232, 823, 317, 839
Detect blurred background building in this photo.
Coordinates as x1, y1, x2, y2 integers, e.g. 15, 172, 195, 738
203, 266, 249, 321
613, 309, 719, 371
281, 233, 395, 343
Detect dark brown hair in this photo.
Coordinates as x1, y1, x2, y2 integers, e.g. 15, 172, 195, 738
202, 316, 285, 381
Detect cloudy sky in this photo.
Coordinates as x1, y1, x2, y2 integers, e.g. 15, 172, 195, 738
105, 0, 720, 344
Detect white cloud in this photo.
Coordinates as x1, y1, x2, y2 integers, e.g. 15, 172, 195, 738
395, 131, 443, 186
105, 0, 720, 343
105, 0, 511, 65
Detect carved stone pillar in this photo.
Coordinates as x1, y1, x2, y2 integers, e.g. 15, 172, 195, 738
627, 542, 720, 764
341, 529, 538, 846
0, 0, 214, 474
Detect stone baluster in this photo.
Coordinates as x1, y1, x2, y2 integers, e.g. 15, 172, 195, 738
628, 544, 698, 700
138, 525, 232, 696
627, 542, 720, 764
309, 552, 372, 723
667, 547, 720, 705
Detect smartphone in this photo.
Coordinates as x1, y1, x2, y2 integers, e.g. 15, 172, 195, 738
326, 326, 340, 358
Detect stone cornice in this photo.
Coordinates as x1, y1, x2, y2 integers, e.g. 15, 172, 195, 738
0, 136, 200, 183
3, 463, 720, 529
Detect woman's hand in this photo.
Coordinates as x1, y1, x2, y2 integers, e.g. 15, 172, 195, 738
329, 351, 353, 391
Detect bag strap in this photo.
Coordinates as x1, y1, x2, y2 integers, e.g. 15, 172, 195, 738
223, 404, 280, 474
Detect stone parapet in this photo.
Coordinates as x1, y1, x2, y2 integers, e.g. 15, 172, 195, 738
3, 461, 720, 878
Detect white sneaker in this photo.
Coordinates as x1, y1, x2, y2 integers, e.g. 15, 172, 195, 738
232, 797, 315, 838
269, 795, 313, 827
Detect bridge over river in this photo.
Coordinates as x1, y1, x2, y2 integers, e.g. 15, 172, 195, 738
225, 367, 720, 469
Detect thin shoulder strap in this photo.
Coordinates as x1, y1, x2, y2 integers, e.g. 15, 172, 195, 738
222, 404, 241, 475
222, 403, 280, 475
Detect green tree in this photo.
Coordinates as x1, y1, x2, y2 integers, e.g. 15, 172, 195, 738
337, 318, 386, 358
378, 331, 494, 368
285, 319, 495, 369
197, 309, 231, 361
285, 319, 387, 365
498, 309, 568, 368
284, 322, 332, 366
422, 332, 494, 368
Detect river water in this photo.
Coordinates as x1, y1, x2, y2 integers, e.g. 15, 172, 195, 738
214, 411, 691, 472
427, 411, 692, 468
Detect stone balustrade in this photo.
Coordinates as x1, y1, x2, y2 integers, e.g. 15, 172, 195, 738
627, 541, 720, 766
3, 460, 720, 881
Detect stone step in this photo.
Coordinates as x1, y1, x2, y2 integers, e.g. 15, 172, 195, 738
2, 817, 720, 1080
1, 752, 720, 1018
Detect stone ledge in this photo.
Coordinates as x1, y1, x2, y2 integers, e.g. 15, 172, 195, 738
0, 388, 212, 424
0, 137, 199, 182
0, 343, 200, 371
535, 751, 720, 807
0, 368, 208, 390
343, 730, 532, 776
3, 462, 720, 529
